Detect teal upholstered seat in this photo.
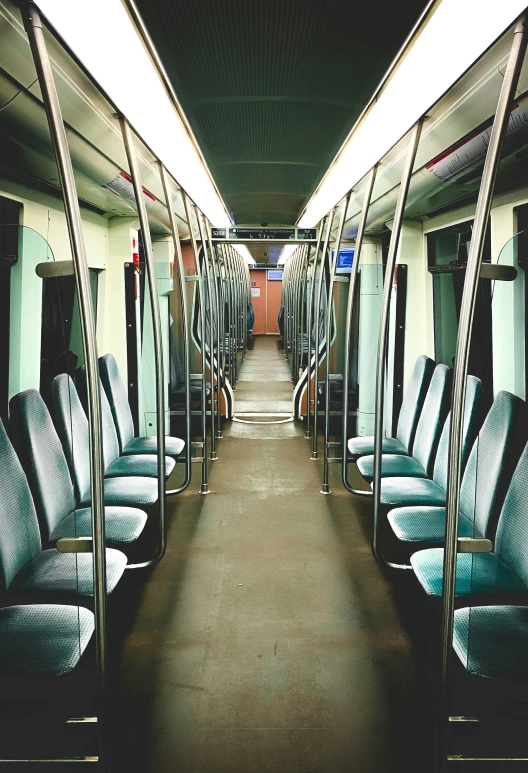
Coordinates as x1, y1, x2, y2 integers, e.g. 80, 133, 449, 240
357, 454, 427, 481
99, 353, 185, 457
348, 355, 434, 460
388, 391, 526, 549
357, 363, 453, 482
453, 606, 528, 680
411, 548, 526, 599
0, 418, 126, 605
379, 375, 481, 509
77, 367, 175, 479
51, 374, 159, 508
412, 436, 528, 603
10, 389, 148, 548
0, 605, 94, 677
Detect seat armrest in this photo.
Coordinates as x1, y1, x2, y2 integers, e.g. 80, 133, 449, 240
456, 537, 493, 554
56, 537, 93, 553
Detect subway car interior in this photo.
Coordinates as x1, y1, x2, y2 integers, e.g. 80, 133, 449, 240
2, 0, 528, 770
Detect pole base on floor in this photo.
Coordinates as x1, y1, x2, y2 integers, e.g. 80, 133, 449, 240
310, 453, 319, 461
209, 455, 218, 461
200, 485, 210, 495
216, 433, 223, 439
320, 485, 331, 495
304, 432, 311, 439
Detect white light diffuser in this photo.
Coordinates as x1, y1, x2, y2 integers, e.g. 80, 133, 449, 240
277, 245, 298, 265
232, 244, 256, 264
36, 0, 231, 226
299, 0, 527, 227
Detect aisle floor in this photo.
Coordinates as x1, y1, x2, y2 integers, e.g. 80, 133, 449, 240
112, 335, 425, 772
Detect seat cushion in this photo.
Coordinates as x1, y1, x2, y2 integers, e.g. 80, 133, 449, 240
388, 507, 479, 546
357, 454, 426, 482
105, 454, 175, 479
379, 477, 446, 508
411, 548, 528, 600
453, 606, 528, 680
122, 435, 185, 457
98, 476, 158, 507
11, 548, 127, 599
0, 605, 94, 677
50, 506, 147, 546
348, 436, 408, 459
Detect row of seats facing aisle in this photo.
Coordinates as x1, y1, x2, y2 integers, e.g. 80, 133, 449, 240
0, 354, 184, 679
350, 354, 528, 680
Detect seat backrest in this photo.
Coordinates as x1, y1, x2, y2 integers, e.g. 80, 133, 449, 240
0, 419, 42, 591
411, 364, 453, 475
395, 355, 435, 451
494, 440, 528, 586
51, 373, 92, 505
9, 389, 76, 540
77, 366, 120, 469
99, 354, 135, 452
459, 391, 526, 538
432, 375, 482, 491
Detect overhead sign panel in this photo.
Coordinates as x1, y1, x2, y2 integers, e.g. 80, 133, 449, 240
229, 228, 295, 240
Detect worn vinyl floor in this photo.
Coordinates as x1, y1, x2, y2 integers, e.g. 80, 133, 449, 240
110, 335, 430, 772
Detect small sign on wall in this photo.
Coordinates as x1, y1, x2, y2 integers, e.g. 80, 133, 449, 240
251, 281, 257, 286
251, 287, 261, 297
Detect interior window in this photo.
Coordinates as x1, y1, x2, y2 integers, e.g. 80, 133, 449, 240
427, 220, 493, 406
0, 196, 22, 421
40, 270, 98, 403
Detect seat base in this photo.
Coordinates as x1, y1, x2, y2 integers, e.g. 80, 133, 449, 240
388, 506, 478, 549
11, 547, 127, 601
357, 454, 426, 482
411, 548, 528, 601
106, 454, 175, 479
50, 506, 147, 546
348, 436, 408, 460
122, 435, 185, 458
454, 606, 528, 680
0, 605, 94, 677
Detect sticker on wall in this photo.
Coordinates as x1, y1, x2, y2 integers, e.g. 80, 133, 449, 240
104, 171, 157, 209
251, 287, 261, 297
251, 281, 257, 286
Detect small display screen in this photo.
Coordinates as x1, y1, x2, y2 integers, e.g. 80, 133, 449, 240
297, 228, 317, 240
211, 228, 227, 238
267, 270, 283, 281
229, 228, 295, 240
333, 246, 355, 272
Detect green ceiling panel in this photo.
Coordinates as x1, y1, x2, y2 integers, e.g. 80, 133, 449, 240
136, 0, 429, 225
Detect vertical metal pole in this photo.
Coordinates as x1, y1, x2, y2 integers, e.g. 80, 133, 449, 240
436, 17, 527, 772
342, 166, 377, 493
159, 165, 191, 494
23, 4, 108, 768
183, 196, 209, 493
197, 212, 217, 461
120, 117, 167, 564
207, 233, 223, 439
305, 221, 326, 439
372, 118, 423, 565
321, 193, 351, 493
311, 209, 336, 460
298, 245, 309, 387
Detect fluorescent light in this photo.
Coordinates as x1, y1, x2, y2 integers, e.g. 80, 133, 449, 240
277, 245, 298, 265
299, 0, 527, 227
232, 244, 256, 264
36, 0, 231, 226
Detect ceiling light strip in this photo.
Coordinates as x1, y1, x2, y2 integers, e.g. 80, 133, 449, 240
299, 0, 528, 227
36, 0, 231, 226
